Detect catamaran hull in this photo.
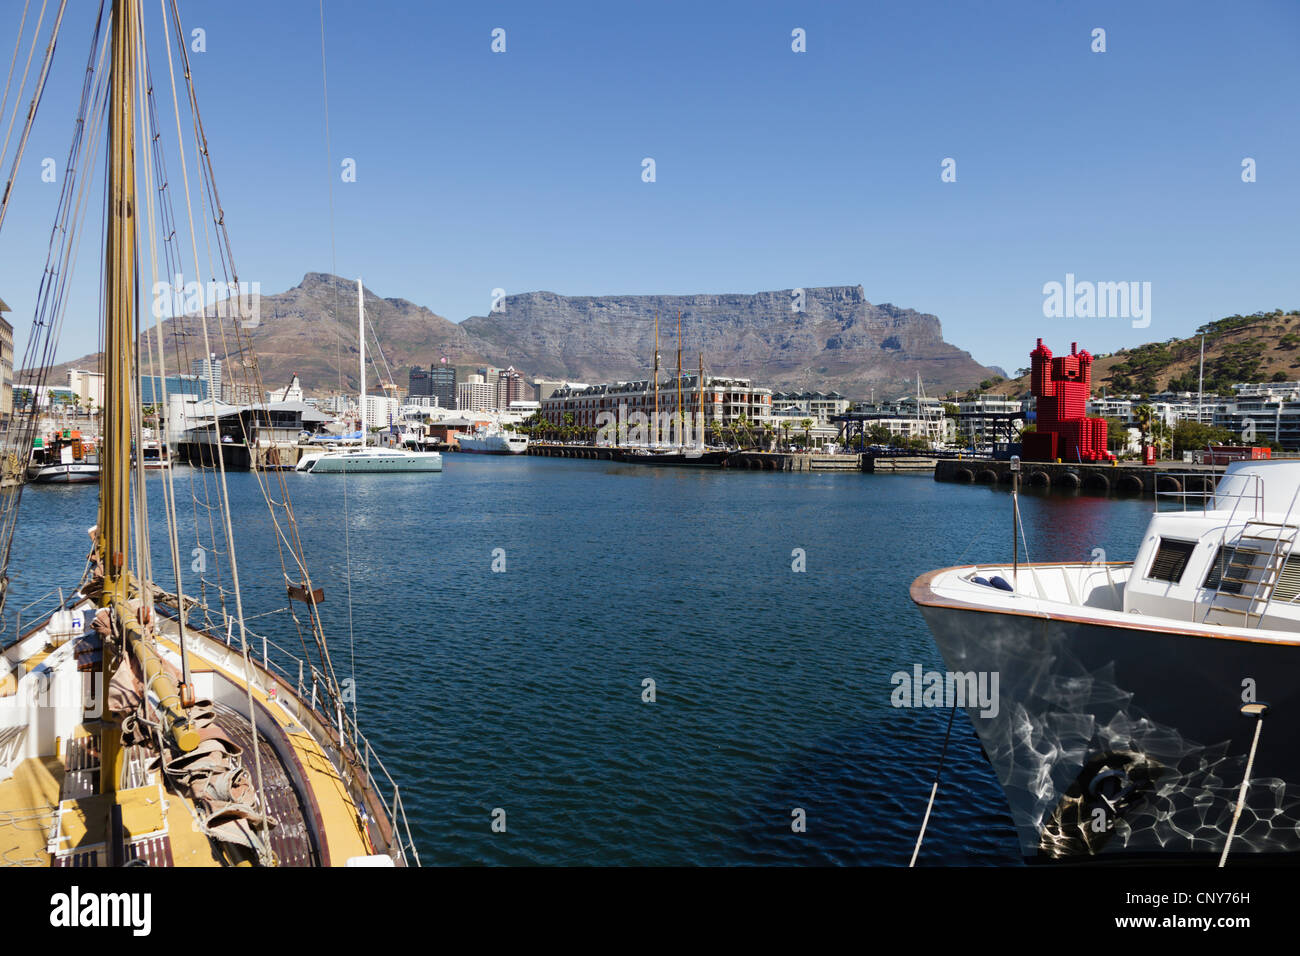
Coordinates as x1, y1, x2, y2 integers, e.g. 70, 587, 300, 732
305, 453, 442, 473
914, 596, 1300, 862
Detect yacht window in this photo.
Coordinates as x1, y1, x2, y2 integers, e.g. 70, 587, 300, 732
1273, 554, 1300, 604
1203, 546, 1255, 595
1148, 539, 1197, 583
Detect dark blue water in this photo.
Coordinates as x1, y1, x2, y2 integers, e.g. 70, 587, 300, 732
4, 458, 1151, 865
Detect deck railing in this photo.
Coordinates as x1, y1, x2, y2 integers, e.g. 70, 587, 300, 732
5, 589, 423, 868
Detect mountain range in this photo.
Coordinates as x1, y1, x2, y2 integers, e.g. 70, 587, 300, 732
32, 273, 998, 398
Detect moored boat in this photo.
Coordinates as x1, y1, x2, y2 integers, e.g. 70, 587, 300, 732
296, 279, 442, 475
613, 447, 730, 467
27, 430, 99, 484
911, 458, 1300, 862
457, 426, 528, 455
0, 0, 416, 869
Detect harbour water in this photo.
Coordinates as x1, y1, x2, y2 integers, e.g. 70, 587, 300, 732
6, 458, 1151, 865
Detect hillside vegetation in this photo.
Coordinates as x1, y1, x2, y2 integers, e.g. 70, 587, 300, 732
980, 309, 1300, 399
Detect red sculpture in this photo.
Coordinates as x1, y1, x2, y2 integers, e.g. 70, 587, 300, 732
1022, 339, 1115, 463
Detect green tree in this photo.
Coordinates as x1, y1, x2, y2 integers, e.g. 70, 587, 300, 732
1172, 420, 1236, 454
1104, 417, 1131, 453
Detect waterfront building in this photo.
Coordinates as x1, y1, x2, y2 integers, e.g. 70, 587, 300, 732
66, 368, 105, 409
847, 397, 949, 444
1213, 382, 1300, 448
771, 390, 851, 424
0, 300, 12, 421
457, 374, 496, 412
957, 395, 1024, 442
541, 375, 772, 435
533, 379, 588, 402
140, 373, 208, 405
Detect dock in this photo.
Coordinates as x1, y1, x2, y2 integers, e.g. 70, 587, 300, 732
526, 444, 863, 471
863, 455, 937, 474
933, 458, 1225, 496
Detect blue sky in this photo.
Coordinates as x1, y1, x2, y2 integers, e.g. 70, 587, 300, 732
1, 0, 1297, 376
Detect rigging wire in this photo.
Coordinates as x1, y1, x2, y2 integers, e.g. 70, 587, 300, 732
319, 0, 360, 740
155, 0, 270, 865
0, 0, 70, 236
0, 1, 109, 619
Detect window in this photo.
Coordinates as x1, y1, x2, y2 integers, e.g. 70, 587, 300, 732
1203, 545, 1256, 595
1271, 554, 1300, 603
1147, 539, 1197, 583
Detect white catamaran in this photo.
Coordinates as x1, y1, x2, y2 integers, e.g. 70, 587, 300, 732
296, 279, 443, 474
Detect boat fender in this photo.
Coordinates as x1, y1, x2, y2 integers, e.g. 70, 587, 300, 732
972, 576, 991, 587
988, 576, 1014, 591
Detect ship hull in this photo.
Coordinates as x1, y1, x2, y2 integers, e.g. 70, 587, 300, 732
457, 435, 528, 455
26, 463, 100, 484
913, 586, 1300, 862
613, 449, 730, 468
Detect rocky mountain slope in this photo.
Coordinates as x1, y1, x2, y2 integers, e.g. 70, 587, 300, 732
31, 275, 996, 398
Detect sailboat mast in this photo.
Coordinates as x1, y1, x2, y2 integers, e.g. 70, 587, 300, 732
676, 311, 683, 448
653, 310, 659, 446
698, 352, 704, 448
100, 0, 137, 606
358, 278, 366, 448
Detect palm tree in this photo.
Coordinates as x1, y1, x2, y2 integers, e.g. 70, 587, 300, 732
801, 418, 814, 451
1134, 404, 1156, 457
734, 412, 751, 450
780, 421, 792, 451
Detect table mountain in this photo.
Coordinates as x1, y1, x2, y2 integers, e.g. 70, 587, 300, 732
29, 275, 994, 398
463, 285, 993, 395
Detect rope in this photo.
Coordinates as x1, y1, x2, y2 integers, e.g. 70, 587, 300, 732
156, 0, 270, 865
0, 0, 69, 234
1219, 704, 1268, 867
319, 0, 358, 735
909, 703, 957, 867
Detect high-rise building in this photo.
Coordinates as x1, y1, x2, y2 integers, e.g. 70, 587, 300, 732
430, 364, 456, 410
409, 366, 432, 398
457, 374, 495, 412
191, 354, 222, 398
496, 366, 524, 411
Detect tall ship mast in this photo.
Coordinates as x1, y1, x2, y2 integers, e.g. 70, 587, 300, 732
0, 0, 415, 867
614, 317, 728, 467
676, 311, 683, 449
653, 310, 660, 447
